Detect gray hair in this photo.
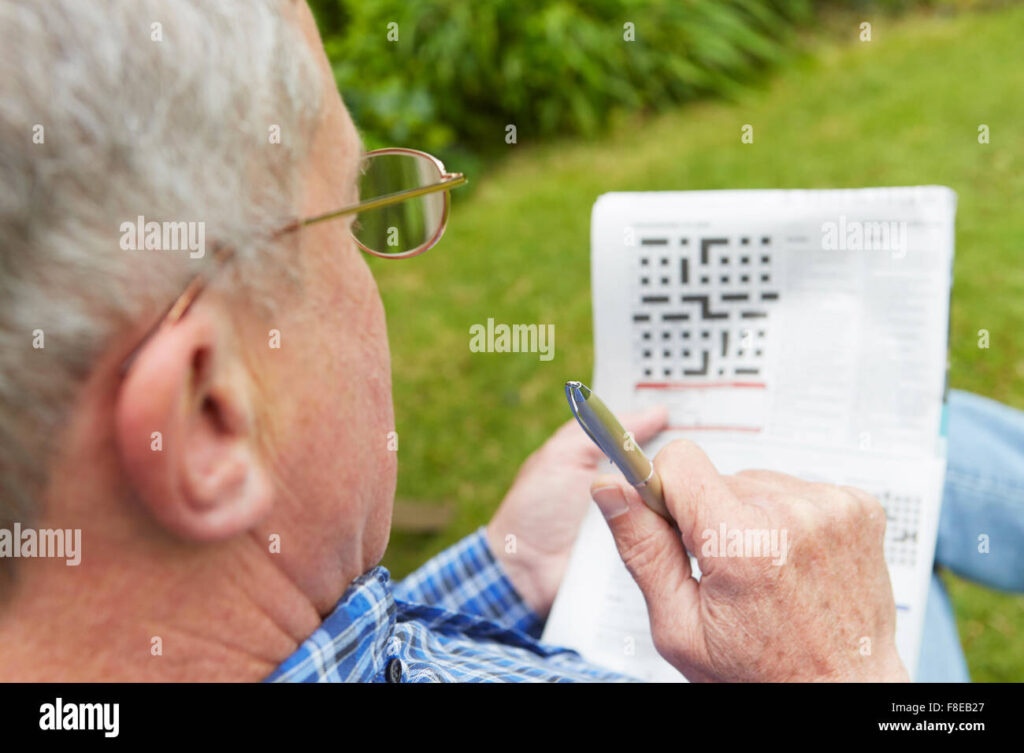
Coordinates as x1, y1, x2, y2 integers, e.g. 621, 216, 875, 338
0, 1, 324, 535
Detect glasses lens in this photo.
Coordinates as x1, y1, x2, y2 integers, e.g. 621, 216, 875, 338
354, 152, 446, 256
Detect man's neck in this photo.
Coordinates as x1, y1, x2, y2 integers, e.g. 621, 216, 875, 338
0, 529, 323, 682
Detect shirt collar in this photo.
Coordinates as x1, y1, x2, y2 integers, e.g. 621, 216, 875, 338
265, 566, 395, 682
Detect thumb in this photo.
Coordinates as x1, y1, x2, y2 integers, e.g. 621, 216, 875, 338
590, 474, 697, 628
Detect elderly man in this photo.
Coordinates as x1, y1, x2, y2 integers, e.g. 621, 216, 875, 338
0, 0, 1018, 683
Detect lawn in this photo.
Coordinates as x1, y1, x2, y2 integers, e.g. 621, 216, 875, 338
364, 4, 1024, 681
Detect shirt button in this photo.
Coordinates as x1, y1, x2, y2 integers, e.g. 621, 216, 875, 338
386, 657, 403, 683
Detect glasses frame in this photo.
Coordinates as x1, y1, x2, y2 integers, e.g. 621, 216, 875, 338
119, 147, 465, 374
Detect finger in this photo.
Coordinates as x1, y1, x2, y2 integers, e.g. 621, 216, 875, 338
562, 405, 668, 464
725, 471, 804, 509
839, 483, 878, 506
619, 404, 669, 448
652, 440, 746, 560
839, 484, 888, 525
552, 416, 608, 462
590, 475, 698, 630
733, 468, 844, 510
732, 468, 794, 490
723, 472, 783, 503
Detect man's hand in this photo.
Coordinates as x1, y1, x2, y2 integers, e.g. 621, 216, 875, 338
590, 440, 908, 682
486, 405, 668, 619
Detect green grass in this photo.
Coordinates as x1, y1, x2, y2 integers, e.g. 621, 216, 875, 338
363, 5, 1024, 681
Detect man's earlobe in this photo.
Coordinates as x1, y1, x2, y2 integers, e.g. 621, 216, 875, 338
115, 308, 273, 541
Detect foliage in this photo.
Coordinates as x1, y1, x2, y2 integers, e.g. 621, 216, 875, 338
310, 0, 813, 160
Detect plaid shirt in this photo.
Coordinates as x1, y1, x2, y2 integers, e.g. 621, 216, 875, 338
265, 527, 635, 682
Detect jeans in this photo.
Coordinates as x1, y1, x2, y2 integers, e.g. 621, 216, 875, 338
918, 390, 1024, 681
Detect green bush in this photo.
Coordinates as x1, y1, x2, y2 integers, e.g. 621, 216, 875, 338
310, 0, 813, 161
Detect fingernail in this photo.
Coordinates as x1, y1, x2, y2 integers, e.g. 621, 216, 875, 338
592, 485, 629, 520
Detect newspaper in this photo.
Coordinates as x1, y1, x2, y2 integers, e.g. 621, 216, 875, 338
543, 187, 956, 681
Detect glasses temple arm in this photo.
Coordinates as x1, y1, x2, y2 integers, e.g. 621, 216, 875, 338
299, 174, 467, 228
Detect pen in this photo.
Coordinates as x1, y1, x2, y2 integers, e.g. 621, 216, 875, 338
564, 380, 672, 521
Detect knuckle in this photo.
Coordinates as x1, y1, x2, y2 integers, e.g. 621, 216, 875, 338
654, 439, 721, 519
653, 438, 700, 475
804, 481, 846, 507
843, 486, 888, 538
837, 484, 880, 520
723, 477, 779, 510
785, 498, 821, 531
734, 468, 786, 486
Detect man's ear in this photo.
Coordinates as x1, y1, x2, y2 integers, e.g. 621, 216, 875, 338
115, 305, 273, 542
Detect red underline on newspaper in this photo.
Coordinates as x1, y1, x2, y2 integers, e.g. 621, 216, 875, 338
636, 381, 767, 390
666, 425, 763, 433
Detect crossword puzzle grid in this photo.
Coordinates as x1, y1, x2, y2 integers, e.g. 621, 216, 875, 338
631, 233, 781, 382
875, 489, 922, 567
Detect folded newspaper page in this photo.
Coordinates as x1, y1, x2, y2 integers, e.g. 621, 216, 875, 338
543, 187, 956, 681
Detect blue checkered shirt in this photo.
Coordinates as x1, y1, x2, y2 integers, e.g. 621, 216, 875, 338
265, 527, 635, 682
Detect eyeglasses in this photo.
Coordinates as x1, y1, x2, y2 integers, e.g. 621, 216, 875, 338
120, 147, 466, 373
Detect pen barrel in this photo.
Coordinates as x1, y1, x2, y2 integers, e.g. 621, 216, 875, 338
636, 471, 671, 521
577, 389, 672, 521
577, 393, 647, 484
